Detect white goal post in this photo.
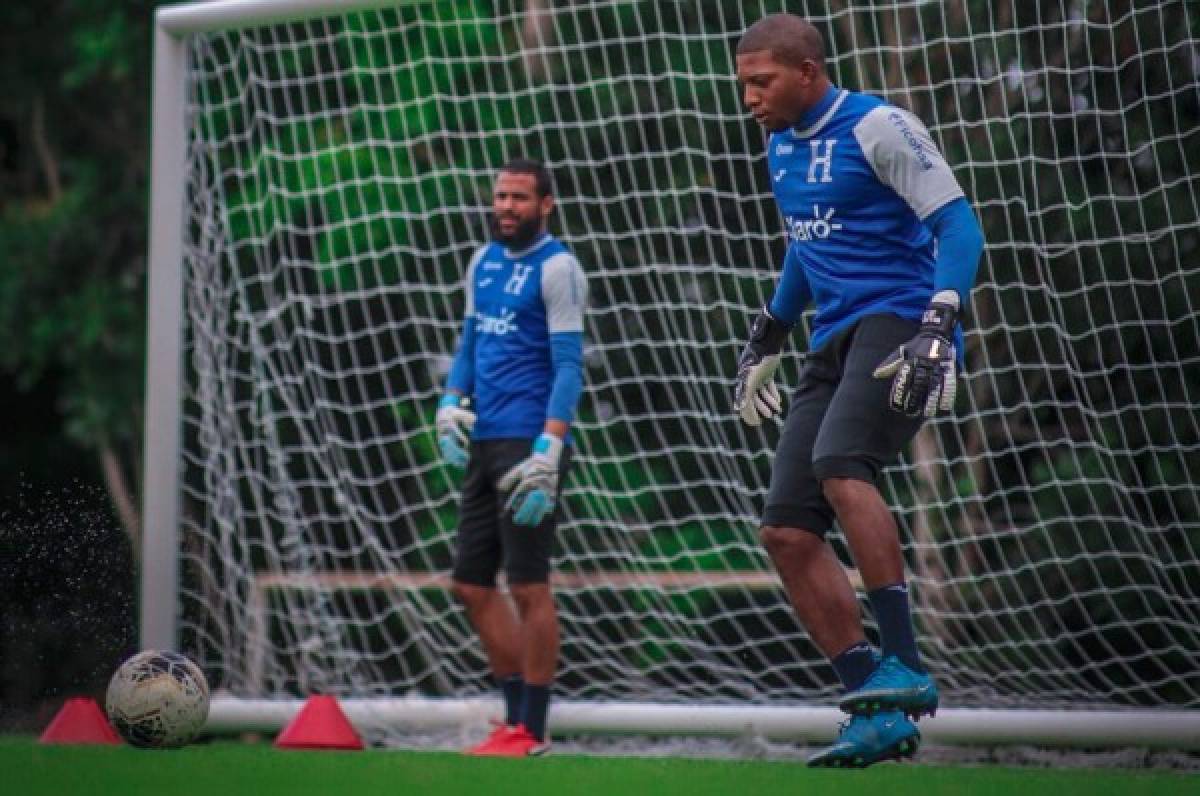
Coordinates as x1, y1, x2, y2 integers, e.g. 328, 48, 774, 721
144, 0, 1200, 748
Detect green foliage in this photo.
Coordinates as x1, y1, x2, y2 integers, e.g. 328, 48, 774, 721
0, 1, 161, 457
0, 155, 145, 450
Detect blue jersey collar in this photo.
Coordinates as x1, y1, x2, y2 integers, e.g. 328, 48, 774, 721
791, 85, 845, 139
503, 231, 553, 259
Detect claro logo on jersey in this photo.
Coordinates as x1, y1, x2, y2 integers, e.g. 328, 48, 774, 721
475, 308, 518, 335
786, 204, 844, 242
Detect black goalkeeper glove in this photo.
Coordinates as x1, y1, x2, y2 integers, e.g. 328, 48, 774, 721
733, 306, 793, 426
872, 289, 961, 418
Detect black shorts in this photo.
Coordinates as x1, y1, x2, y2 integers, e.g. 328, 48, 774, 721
761, 314, 927, 538
452, 438, 572, 587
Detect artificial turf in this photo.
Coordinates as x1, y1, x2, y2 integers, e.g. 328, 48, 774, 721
7, 737, 1191, 796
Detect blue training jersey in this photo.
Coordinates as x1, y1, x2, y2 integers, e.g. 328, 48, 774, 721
768, 86, 967, 352
459, 233, 587, 440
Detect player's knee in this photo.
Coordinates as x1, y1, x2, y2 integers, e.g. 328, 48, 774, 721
759, 525, 786, 554
760, 525, 821, 563
821, 476, 863, 514
508, 581, 553, 618
450, 579, 494, 610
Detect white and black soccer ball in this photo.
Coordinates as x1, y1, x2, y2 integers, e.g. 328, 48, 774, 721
105, 650, 210, 748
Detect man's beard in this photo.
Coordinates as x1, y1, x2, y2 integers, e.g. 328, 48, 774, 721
490, 214, 543, 249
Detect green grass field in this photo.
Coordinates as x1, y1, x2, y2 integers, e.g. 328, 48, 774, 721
7, 738, 1193, 796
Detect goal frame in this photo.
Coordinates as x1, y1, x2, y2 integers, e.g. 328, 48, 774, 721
143, 0, 1200, 749
143, 0, 407, 658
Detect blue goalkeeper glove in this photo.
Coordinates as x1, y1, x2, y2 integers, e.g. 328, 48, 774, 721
435, 394, 476, 469
872, 289, 960, 418
497, 432, 563, 527
733, 306, 793, 426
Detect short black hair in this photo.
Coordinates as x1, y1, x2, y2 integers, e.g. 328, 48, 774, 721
499, 158, 553, 198
737, 13, 826, 70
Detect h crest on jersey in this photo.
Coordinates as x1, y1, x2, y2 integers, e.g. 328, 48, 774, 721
505, 263, 533, 295
807, 139, 837, 183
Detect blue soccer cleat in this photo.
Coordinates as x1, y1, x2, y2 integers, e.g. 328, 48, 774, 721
806, 710, 920, 768
838, 655, 939, 719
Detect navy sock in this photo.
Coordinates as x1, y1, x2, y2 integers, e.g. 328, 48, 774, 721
831, 640, 877, 692
868, 583, 924, 672
519, 683, 552, 741
499, 674, 524, 726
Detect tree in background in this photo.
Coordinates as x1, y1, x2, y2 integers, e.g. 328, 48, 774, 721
0, 0, 164, 729
0, 1, 163, 547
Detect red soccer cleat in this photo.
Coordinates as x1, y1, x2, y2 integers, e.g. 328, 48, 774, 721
466, 721, 516, 755
466, 722, 548, 757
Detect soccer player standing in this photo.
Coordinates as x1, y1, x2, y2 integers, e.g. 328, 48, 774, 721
732, 15, 984, 767
435, 159, 587, 756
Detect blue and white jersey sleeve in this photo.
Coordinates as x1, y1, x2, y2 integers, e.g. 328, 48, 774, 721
541, 252, 588, 332
768, 243, 813, 327
541, 252, 587, 425
853, 107, 965, 220
445, 245, 488, 396
462, 245, 488, 317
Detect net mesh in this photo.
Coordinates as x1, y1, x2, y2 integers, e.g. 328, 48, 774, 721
174, 0, 1200, 719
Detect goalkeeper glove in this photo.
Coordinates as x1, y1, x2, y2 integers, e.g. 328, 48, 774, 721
436, 393, 476, 469
733, 306, 793, 426
497, 432, 563, 527
872, 289, 961, 418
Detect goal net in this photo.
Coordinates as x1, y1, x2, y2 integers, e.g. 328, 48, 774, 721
162, 0, 1200, 733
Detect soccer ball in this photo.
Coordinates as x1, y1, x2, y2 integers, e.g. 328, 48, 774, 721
105, 650, 210, 748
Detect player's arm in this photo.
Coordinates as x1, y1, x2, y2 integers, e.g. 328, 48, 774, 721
436, 248, 486, 468
734, 243, 812, 426
437, 318, 478, 468
871, 195, 983, 416
543, 329, 584, 437
444, 320, 478, 398
926, 197, 983, 308
856, 107, 984, 416
499, 253, 588, 526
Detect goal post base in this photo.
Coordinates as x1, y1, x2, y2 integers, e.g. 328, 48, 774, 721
207, 696, 1200, 749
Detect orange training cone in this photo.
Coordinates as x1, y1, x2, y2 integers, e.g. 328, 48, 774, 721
274, 695, 364, 750
39, 697, 122, 745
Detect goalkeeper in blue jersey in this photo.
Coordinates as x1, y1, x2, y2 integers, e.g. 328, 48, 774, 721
435, 159, 587, 757
732, 15, 984, 767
